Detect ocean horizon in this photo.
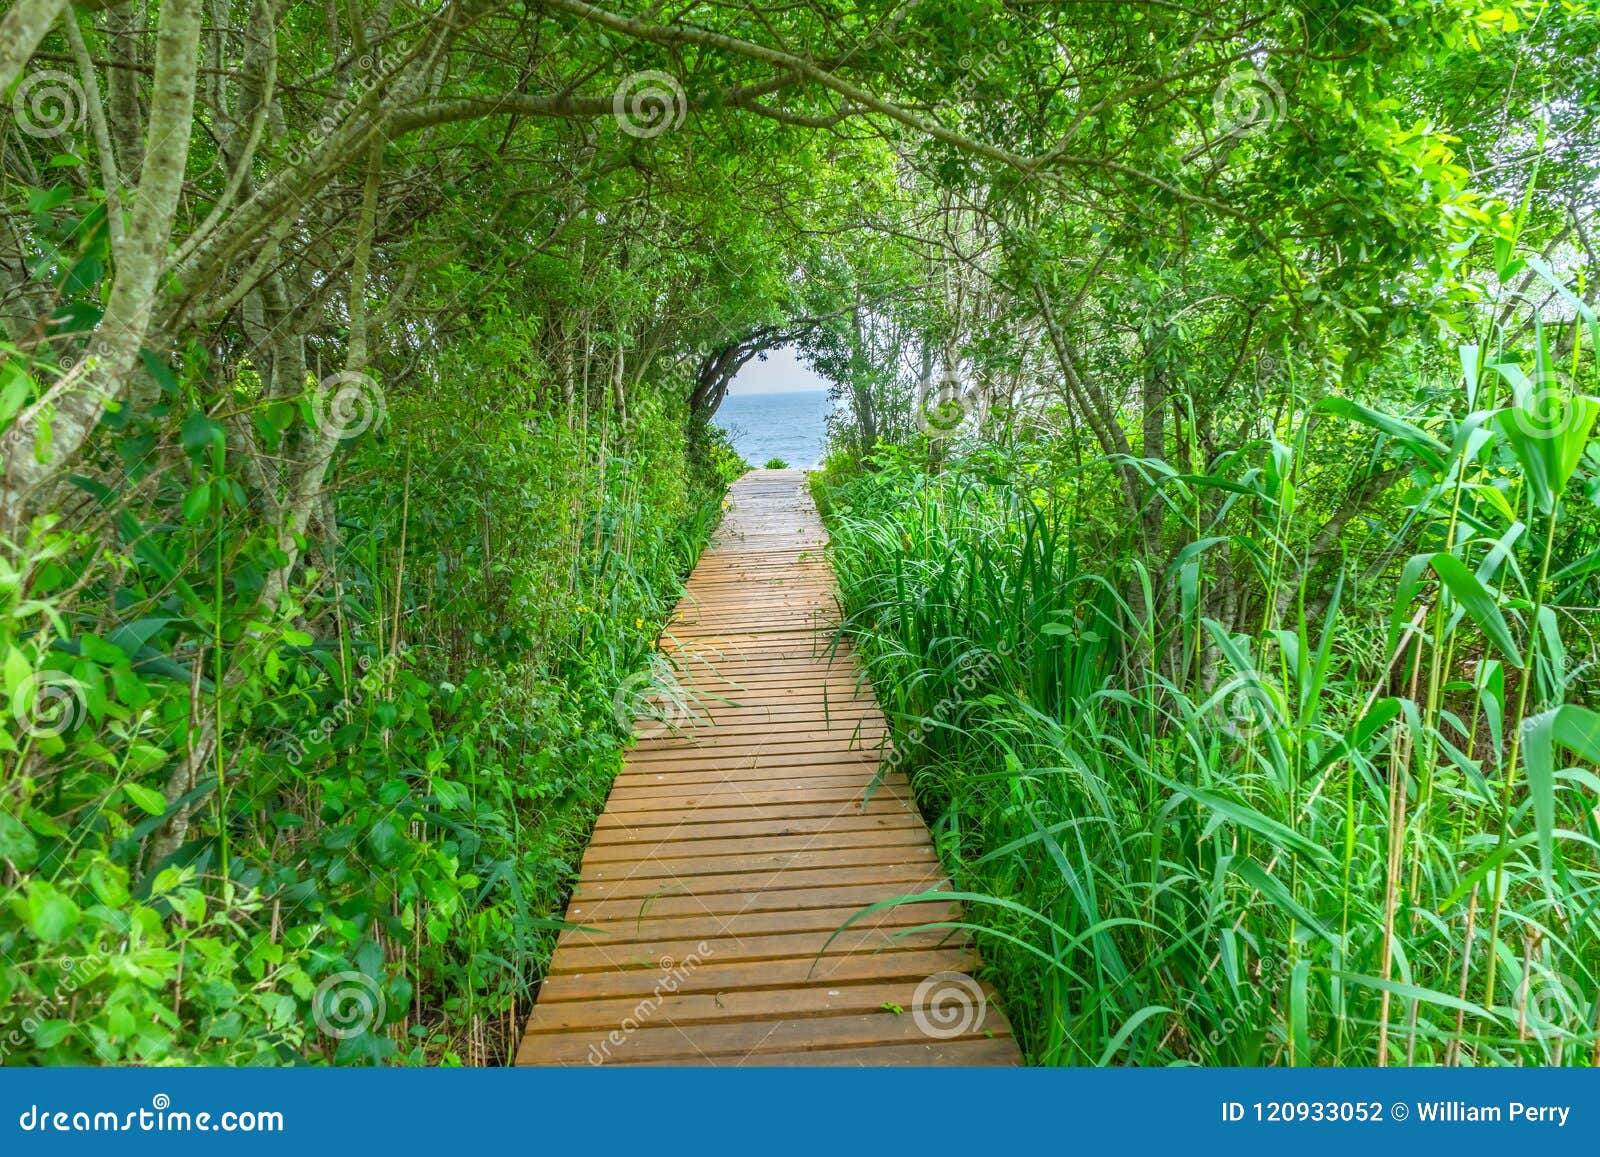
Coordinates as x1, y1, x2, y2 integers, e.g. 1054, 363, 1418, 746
712, 389, 832, 469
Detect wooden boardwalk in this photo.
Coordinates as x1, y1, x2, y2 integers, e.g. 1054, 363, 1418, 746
516, 470, 1021, 1066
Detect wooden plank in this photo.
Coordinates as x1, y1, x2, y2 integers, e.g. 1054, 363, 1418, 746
534, 946, 982, 1004
655, 1039, 1024, 1067
608, 782, 899, 806
586, 813, 921, 846
619, 749, 880, 773
556, 902, 961, 948
523, 979, 967, 1034
546, 926, 968, 975
577, 845, 941, 883
581, 828, 931, 862
610, 765, 908, 788
518, 1007, 1012, 1065
603, 786, 908, 814
517, 470, 1020, 1067
628, 729, 886, 753
591, 798, 919, 831
567, 882, 954, 923
570, 863, 949, 904
629, 700, 880, 720
604, 780, 905, 802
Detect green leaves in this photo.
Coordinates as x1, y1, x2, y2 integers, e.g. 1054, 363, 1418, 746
1158, 777, 1335, 867
1526, 256, 1600, 358
23, 881, 80, 943
180, 409, 224, 460
1390, 550, 1522, 666
1520, 706, 1600, 891
1428, 552, 1522, 666
122, 783, 169, 816
0, 811, 40, 869
0, 355, 36, 431
1487, 351, 1600, 516
1315, 397, 1449, 472
1496, 396, 1600, 515
1232, 855, 1334, 943
1334, 972, 1500, 1024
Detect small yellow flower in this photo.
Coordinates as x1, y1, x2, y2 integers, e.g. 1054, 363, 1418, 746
635, 617, 644, 628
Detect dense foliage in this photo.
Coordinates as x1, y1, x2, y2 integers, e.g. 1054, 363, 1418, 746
3, 0, 1598, 1066
804, 5, 1600, 1065
1, 0, 776, 1063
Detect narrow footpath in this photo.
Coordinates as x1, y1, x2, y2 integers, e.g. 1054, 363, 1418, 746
516, 470, 1021, 1065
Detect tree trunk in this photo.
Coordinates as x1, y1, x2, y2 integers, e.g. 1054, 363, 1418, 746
0, 0, 69, 93
0, 0, 206, 529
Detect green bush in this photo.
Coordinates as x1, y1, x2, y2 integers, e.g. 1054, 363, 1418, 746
695, 425, 752, 487
0, 339, 727, 1065
817, 337, 1600, 1066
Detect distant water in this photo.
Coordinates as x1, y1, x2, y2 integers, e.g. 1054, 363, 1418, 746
713, 390, 831, 469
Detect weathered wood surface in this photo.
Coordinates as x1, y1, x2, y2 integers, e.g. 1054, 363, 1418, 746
516, 470, 1020, 1066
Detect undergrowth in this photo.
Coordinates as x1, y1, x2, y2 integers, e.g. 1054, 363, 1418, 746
817, 326, 1600, 1066
1, 348, 744, 1065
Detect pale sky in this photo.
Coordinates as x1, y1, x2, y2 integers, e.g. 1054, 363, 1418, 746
727, 344, 831, 395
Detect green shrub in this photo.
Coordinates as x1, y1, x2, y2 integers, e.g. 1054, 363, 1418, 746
817, 334, 1600, 1066
0, 341, 728, 1065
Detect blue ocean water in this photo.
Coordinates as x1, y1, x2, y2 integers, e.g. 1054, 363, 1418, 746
712, 389, 832, 469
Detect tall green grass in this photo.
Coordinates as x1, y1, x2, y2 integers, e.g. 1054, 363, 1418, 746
817, 331, 1600, 1065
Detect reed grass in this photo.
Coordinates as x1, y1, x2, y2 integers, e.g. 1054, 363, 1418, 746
817, 324, 1600, 1066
